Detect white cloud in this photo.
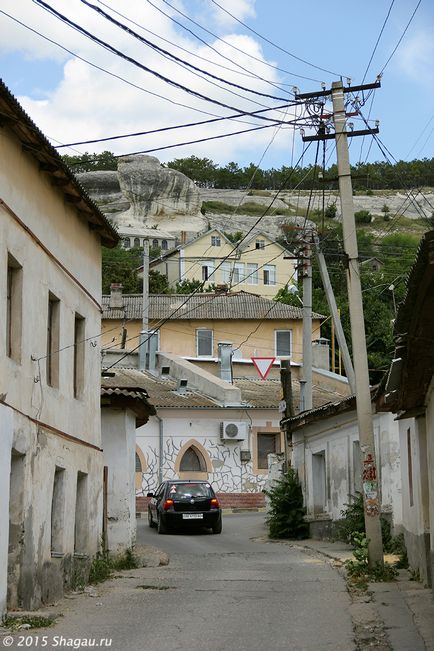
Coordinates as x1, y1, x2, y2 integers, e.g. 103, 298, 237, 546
208, 0, 256, 30
395, 29, 434, 83
0, 0, 299, 166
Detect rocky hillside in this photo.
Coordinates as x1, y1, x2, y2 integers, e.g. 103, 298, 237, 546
77, 155, 433, 243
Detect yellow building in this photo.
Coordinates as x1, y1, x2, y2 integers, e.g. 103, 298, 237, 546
149, 229, 297, 299
101, 289, 323, 378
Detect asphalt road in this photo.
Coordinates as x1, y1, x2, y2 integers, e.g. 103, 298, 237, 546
4, 514, 355, 651
135, 512, 355, 651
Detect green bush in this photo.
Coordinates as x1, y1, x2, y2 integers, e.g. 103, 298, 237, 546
354, 210, 372, 224
265, 468, 309, 539
325, 204, 337, 219
336, 492, 393, 551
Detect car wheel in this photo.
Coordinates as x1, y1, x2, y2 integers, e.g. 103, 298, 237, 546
157, 513, 168, 534
148, 508, 156, 528
212, 519, 222, 534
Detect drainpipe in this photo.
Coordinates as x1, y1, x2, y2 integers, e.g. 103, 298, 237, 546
156, 414, 164, 484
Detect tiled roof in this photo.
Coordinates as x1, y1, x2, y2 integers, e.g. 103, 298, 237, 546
102, 291, 323, 321
0, 78, 118, 247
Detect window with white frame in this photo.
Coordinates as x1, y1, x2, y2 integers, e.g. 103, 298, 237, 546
221, 262, 231, 284
201, 260, 215, 282
211, 235, 221, 247
232, 262, 244, 284
196, 329, 213, 356
263, 264, 276, 285
255, 239, 265, 249
275, 330, 292, 357
246, 263, 258, 285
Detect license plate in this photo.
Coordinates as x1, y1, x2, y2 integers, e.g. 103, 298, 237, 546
182, 513, 203, 520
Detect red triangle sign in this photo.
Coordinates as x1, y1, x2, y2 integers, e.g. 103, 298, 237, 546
251, 357, 276, 380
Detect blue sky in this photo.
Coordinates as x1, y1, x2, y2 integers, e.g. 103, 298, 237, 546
0, 0, 433, 170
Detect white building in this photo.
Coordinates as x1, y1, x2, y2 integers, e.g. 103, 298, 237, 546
0, 80, 118, 615
283, 394, 402, 539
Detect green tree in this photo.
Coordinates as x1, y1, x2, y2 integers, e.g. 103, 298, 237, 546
149, 270, 170, 294
175, 278, 204, 294
102, 245, 142, 294
62, 150, 117, 173
167, 155, 217, 187
265, 469, 309, 539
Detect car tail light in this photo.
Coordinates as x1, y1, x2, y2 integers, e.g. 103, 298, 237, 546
210, 498, 220, 509
163, 499, 174, 511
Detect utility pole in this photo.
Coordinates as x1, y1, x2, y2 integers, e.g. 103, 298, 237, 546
296, 79, 383, 566
280, 359, 294, 469
300, 237, 313, 412
313, 233, 356, 393
139, 238, 149, 371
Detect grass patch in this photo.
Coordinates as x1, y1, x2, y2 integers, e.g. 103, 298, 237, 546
247, 189, 272, 196
89, 549, 138, 584
4, 616, 54, 631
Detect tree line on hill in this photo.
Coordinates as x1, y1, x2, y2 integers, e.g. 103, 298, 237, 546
63, 152, 434, 191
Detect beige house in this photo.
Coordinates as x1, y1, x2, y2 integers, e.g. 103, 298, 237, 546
0, 80, 118, 616
101, 289, 324, 379
149, 228, 297, 298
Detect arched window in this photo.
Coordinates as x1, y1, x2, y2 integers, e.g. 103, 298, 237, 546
152, 239, 159, 248
123, 238, 131, 249
135, 453, 142, 473
133, 237, 140, 248
161, 240, 168, 250
180, 446, 206, 472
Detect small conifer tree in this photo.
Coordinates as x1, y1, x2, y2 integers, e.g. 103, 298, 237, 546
265, 468, 309, 539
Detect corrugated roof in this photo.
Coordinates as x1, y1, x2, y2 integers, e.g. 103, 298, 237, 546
0, 78, 118, 247
102, 291, 323, 321
100, 368, 339, 411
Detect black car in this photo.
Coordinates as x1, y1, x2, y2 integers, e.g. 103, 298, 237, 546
147, 480, 222, 534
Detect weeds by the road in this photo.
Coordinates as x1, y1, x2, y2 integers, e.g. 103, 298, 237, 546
89, 548, 138, 584
3, 615, 54, 631
345, 533, 398, 589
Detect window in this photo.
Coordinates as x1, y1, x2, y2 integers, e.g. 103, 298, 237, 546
232, 262, 244, 284
246, 263, 258, 285
201, 260, 215, 282
196, 329, 213, 356
221, 262, 231, 284
255, 240, 265, 249
312, 451, 326, 514
6, 254, 23, 362
263, 264, 276, 285
161, 240, 168, 250
257, 433, 280, 470
133, 237, 140, 248
123, 238, 131, 249
211, 235, 221, 247
180, 447, 206, 472
51, 466, 65, 554
73, 314, 85, 399
74, 472, 88, 554
152, 239, 159, 248
275, 330, 292, 357
47, 293, 60, 387
135, 453, 142, 473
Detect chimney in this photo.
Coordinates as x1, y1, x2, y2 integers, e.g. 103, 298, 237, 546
218, 341, 233, 383
312, 337, 330, 371
109, 283, 124, 309
180, 231, 187, 244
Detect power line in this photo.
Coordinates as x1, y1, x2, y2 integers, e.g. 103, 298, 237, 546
54, 103, 301, 149
379, 0, 422, 75
146, 0, 324, 85
2, 8, 283, 129
361, 0, 395, 83
33, 0, 291, 122
81, 0, 293, 104
209, 0, 346, 79
97, 0, 293, 90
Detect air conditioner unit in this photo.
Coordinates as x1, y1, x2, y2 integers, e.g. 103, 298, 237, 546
220, 421, 248, 441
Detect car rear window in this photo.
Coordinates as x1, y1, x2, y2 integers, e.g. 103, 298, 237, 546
168, 483, 213, 498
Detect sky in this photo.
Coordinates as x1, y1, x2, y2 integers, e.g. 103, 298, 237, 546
0, 0, 433, 171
